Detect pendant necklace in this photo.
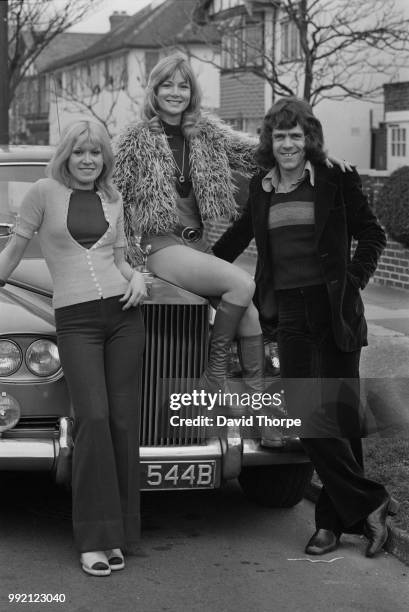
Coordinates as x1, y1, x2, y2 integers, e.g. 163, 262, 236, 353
161, 120, 187, 183
171, 138, 186, 184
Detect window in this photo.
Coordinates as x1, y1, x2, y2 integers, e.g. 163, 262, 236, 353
38, 75, 49, 114
51, 73, 63, 97
221, 14, 263, 70
221, 17, 244, 69
145, 51, 160, 81
65, 69, 76, 96
105, 55, 128, 90
244, 22, 264, 66
26, 77, 39, 115
281, 19, 301, 61
391, 127, 406, 157
90, 61, 103, 91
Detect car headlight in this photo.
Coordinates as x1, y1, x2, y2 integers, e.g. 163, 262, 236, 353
0, 340, 23, 376
26, 339, 60, 377
0, 393, 21, 431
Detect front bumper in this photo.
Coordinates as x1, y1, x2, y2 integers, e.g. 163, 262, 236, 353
0, 417, 309, 489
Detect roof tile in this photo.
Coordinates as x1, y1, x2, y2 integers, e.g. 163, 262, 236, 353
44, 0, 219, 72
35, 32, 102, 72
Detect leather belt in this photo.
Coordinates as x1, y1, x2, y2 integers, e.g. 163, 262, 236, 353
173, 224, 203, 243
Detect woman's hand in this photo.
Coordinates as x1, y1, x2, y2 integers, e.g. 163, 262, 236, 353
325, 155, 353, 172
120, 271, 147, 310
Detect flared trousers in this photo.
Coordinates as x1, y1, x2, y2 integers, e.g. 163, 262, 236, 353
55, 296, 145, 552
276, 284, 387, 535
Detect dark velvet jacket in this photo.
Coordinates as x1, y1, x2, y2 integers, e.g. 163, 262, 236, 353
212, 165, 386, 352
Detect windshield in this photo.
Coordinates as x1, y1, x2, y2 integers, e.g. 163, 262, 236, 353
0, 165, 47, 220
0, 164, 47, 259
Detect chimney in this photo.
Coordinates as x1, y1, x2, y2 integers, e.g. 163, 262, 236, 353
109, 11, 129, 31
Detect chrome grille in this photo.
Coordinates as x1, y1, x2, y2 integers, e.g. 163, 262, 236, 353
13, 416, 59, 430
141, 303, 209, 446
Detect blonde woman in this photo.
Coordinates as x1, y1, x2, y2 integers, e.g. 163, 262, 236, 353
0, 120, 146, 576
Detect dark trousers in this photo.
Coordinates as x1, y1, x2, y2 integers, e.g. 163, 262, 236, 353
55, 296, 145, 553
276, 284, 387, 535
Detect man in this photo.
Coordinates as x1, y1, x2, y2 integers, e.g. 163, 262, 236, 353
213, 97, 392, 557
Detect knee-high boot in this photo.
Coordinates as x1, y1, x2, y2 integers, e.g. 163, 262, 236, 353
198, 299, 247, 393
237, 334, 282, 448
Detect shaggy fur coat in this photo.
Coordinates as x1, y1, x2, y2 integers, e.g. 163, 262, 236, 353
113, 114, 257, 257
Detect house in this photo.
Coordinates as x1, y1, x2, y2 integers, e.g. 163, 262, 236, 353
194, 0, 273, 135
10, 32, 101, 144
43, 0, 221, 143
383, 82, 409, 172
195, 0, 409, 169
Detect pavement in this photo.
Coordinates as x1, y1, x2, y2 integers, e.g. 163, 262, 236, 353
235, 253, 409, 339
3, 477, 409, 612
363, 282, 409, 338
235, 253, 409, 566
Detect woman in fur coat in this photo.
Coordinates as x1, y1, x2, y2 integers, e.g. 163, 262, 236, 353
114, 55, 347, 445
114, 54, 278, 444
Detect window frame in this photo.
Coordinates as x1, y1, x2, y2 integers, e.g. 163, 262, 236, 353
391, 126, 407, 157
221, 13, 264, 71
280, 18, 302, 63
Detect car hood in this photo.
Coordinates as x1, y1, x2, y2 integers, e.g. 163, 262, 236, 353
8, 258, 208, 305
0, 254, 208, 337
0, 283, 55, 335
10, 258, 53, 294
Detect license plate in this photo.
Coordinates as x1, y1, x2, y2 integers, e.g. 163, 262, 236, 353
141, 460, 216, 490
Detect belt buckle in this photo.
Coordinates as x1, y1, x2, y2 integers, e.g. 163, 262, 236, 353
181, 226, 202, 242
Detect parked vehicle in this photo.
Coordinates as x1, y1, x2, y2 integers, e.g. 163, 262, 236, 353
0, 146, 312, 507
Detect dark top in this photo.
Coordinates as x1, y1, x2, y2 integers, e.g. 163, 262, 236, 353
161, 119, 192, 197
67, 190, 108, 249
268, 180, 323, 289
176, 190, 201, 228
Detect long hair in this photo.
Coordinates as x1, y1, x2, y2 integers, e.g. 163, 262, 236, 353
255, 97, 326, 169
142, 54, 202, 138
47, 119, 119, 202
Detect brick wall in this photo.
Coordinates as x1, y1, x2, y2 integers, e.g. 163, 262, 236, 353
205, 170, 409, 291
375, 240, 409, 290
384, 82, 409, 113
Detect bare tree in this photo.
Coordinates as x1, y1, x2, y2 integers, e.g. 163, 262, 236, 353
194, 0, 409, 105
7, 0, 100, 104
53, 59, 139, 138
0, 1, 9, 142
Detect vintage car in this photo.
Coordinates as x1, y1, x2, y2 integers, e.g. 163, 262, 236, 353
0, 146, 312, 508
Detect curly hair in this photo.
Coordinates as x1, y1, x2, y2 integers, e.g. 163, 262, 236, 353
142, 54, 202, 138
255, 97, 326, 169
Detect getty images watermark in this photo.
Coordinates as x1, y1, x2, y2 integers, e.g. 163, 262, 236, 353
168, 389, 302, 429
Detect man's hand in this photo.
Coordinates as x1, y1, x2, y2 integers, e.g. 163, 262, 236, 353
326, 155, 353, 172
120, 271, 147, 309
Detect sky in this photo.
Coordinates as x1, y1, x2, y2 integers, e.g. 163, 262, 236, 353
69, 0, 157, 33
68, 0, 409, 34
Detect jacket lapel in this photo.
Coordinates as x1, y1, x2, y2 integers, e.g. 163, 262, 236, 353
314, 169, 338, 243
252, 175, 270, 256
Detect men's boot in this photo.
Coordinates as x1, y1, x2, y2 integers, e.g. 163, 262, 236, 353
237, 334, 283, 448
